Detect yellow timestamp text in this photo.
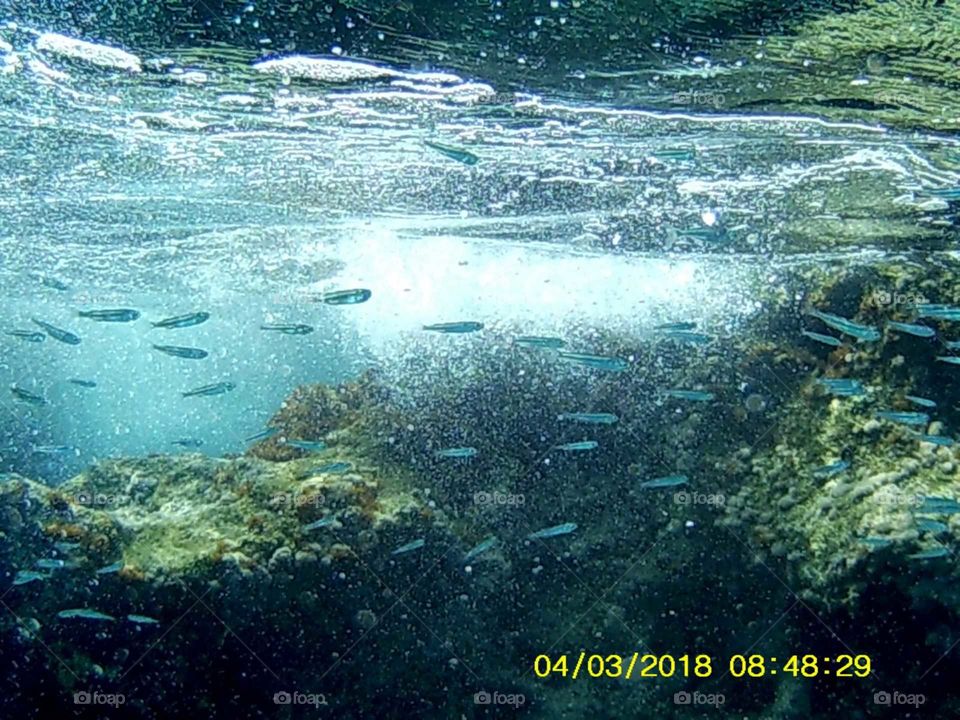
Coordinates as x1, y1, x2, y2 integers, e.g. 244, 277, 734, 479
533, 653, 872, 680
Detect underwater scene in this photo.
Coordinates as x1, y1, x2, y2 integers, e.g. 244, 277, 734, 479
1, 0, 960, 718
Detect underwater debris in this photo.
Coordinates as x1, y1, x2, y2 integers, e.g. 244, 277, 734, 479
151, 312, 210, 329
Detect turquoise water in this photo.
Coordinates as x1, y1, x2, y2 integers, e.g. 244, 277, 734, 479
2, 4, 960, 719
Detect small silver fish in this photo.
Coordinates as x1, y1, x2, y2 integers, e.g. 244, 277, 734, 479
96, 561, 124, 575
57, 608, 116, 621
423, 321, 484, 334
11, 386, 47, 406
435, 447, 478, 459
260, 324, 314, 335
31, 318, 81, 345
875, 411, 929, 426
813, 460, 849, 479
5, 330, 45, 342
423, 139, 480, 165
182, 381, 235, 397
558, 412, 618, 425
907, 547, 949, 560
284, 439, 327, 452
527, 523, 577, 540
886, 321, 935, 338
153, 344, 208, 360
905, 395, 936, 408
639, 475, 688, 489
244, 428, 277, 443
171, 438, 204, 448
318, 288, 372, 305
557, 351, 628, 371
151, 312, 210, 329
663, 389, 715, 402
801, 330, 843, 347
13, 570, 49, 585
127, 614, 160, 624
554, 441, 598, 452
391, 538, 426, 555
302, 517, 336, 532
463, 536, 497, 563
68, 379, 97, 388
807, 309, 880, 342
515, 335, 566, 349
78, 308, 140, 323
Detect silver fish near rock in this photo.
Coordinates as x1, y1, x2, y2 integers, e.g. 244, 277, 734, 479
152, 312, 210, 329
127, 614, 160, 624
13, 570, 50, 585
527, 523, 577, 540
5, 330, 45, 343
261, 323, 314, 335
886, 321, 935, 338
639, 474, 688, 489
875, 410, 929, 426
801, 330, 843, 347
96, 561, 124, 574
171, 438, 204, 448
558, 351, 628, 371
57, 608, 116, 621
285, 439, 327, 452
391, 538, 426, 555
435, 447, 478, 459
515, 335, 566, 349
302, 517, 336, 532
554, 441, 599, 452
813, 460, 849, 478
182, 381, 235, 397
153, 344, 208, 360
310, 461, 352, 474
244, 428, 278, 443
31, 318, 80, 345
423, 321, 484, 334
318, 288, 372, 306
655, 321, 697, 331
11, 386, 47, 406
68, 379, 96, 388
807, 309, 880, 342
423, 139, 479, 165
558, 412, 618, 425
78, 308, 140, 322
464, 536, 497, 563
663, 389, 715, 402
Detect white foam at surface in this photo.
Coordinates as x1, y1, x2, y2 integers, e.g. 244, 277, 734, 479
35, 32, 142, 72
